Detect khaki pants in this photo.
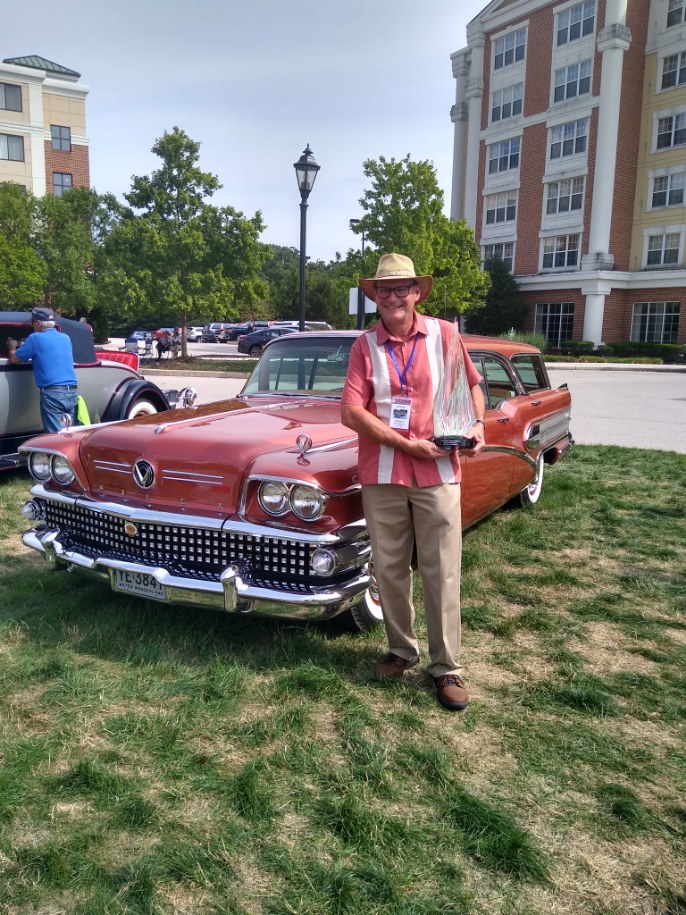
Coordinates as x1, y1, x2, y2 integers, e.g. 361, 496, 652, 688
362, 482, 463, 678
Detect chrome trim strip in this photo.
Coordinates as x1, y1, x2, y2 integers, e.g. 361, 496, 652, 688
161, 470, 224, 485
154, 406, 250, 435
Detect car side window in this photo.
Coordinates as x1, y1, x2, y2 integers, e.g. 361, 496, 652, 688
1, 324, 31, 359
480, 355, 519, 410
511, 354, 550, 392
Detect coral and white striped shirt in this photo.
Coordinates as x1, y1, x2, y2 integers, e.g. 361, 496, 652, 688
341, 314, 481, 487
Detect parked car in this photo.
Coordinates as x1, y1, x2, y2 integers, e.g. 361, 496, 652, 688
202, 322, 233, 343
187, 326, 204, 343
18, 331, 572, 631
130, 329, 150, 341
237, 325, 298, 356
0, 311, 176, 471
153, 327, 175, 340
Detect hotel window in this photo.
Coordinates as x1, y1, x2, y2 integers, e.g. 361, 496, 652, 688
651, 173, 685, 207
53, 172, 73, 197
493, 28, 526, 70
554, 59, 591, 102
557, 0, 595, 45
546, 177, 584, 214
535, 302, 575, 346
483, 242, 514, 272
646, 232, 680, 266
661, 52, 686, 89
0, 82, 21, 112
491, 83, 523, 123
51, 125, 71, 152
488, 137, 520, 174
657, 112, 686, 148
542, 234, 579, 268
0, 133, 24, 161
631, 302, 680, 343
667, 0, 685, 27
485, 191, 518, 225
550, 119, 588, 159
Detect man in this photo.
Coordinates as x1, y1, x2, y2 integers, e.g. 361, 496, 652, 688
7, 307, 78, 433
341, 254, 485, 711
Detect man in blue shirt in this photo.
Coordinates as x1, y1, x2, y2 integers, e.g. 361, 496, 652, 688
7, 307, 78, 433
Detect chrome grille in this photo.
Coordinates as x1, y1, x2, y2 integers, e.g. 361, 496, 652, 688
42, 500, 313, 588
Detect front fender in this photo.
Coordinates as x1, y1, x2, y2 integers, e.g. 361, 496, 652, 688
101, 379, 170, 422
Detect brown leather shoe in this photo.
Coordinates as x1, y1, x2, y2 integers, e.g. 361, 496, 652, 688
374, 652, 415, 678
433, 674, 469, 711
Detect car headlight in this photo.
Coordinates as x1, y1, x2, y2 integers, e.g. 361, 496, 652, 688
258, 481, 290, 515
28, 452, 51, 482
51, 455, 76, 485
290, 484, 326, 520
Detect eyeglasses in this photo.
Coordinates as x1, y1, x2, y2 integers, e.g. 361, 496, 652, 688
375, 284, 417, 300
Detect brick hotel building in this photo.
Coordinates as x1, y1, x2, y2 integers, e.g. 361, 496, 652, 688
0, 55, 89, 198
450, 0, 686, 346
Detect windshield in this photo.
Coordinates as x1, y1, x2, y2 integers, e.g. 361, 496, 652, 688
241, 337, 355, 396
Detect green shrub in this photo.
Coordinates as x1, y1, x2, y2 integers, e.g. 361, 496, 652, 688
608, 341, 685, 362
501, 330, 549, 353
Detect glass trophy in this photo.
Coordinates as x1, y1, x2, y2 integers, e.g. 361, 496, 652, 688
432, 321, 477, 450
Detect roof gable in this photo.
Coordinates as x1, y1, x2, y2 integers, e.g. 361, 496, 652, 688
2, 55, 80, 79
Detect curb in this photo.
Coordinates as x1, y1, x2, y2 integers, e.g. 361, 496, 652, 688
546, 362, 686, 373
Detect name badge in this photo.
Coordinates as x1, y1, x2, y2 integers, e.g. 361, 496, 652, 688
389, 396, 412, 431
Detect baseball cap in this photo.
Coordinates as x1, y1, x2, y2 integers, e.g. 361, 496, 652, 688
30, 307, 55, 322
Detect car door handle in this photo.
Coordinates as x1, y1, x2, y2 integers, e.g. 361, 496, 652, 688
497, 417, 510, 423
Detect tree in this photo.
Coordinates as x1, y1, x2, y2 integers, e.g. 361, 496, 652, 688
101, 127, 269, 355
353, 155, 489, 317
36, 187, 102, 318
467, 256, 528, 335
0, 184, 46, 305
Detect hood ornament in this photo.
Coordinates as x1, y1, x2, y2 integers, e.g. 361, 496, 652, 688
296, 434, 312, 455
296, 433, 312, 466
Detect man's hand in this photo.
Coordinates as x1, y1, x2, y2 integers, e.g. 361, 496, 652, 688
468, 421, 486, 456
6, 336, 17, 351
408, 439, 451, 461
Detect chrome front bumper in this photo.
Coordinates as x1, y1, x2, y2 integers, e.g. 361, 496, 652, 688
23, 526, 371, 622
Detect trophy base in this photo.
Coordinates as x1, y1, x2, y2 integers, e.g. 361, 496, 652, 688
433, 435, 476, 450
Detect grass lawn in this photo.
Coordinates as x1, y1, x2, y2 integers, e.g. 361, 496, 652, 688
0, 446, 684, 914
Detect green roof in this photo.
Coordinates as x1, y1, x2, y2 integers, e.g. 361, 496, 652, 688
2, 55, 80, 78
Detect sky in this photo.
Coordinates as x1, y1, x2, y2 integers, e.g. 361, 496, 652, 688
6, 0, 485, 263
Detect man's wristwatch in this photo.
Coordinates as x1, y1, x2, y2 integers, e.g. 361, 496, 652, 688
473, 419, 485, 427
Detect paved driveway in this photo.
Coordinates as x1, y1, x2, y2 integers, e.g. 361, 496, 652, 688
146, 366, 686, 455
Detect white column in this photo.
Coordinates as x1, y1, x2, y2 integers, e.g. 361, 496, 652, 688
581, 281, 612, 345
463, 30, 485, 230
27, 80, 46, 196
450, 51, 470, 221
582, 0, 631, 270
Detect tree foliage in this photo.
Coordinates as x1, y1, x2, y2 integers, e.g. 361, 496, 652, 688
467, 256, 528, 335
352, 155, 489, 318
100, 127, 270, 352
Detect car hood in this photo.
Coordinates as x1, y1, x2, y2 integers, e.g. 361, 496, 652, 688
76, 396, 359, 516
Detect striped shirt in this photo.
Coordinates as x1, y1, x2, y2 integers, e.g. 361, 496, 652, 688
341, 314, 481, 486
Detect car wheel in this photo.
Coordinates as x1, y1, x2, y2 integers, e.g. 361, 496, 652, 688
347, 561, 383, 632
249, 344, 263, 357
126, 399, 159, 420
518, 452, 544, 506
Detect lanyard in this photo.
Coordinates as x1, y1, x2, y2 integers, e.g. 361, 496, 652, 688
386, 335, 418, 395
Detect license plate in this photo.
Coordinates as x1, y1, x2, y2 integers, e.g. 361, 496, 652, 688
113, 569, 167, 601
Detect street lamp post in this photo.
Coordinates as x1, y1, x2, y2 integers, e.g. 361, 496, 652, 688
293, 144, 320, 332
349, 218, 366, 330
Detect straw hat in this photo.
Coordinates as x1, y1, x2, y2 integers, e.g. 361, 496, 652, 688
359, 253, 433, 304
